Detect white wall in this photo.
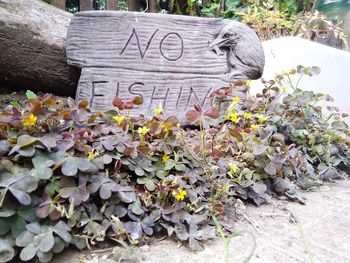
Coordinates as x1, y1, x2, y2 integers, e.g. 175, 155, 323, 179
251, 37, 350, 115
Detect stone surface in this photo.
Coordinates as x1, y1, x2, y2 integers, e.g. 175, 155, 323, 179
66, 11, 264, 119
251, 37, 350, 115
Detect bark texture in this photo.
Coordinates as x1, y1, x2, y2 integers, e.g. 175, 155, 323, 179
128, 0, 140, 11
149, 0, 159, 13
52, 0, 66, 10
80, 0, 93, 11
0, 0, 80, 96
106, 0, 119, 10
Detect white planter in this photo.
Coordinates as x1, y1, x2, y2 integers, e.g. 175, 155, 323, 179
251, 37, 350, 115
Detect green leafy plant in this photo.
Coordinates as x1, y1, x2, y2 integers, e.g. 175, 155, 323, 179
235, 0, 297, 40
0, 66, 349, 262
293, 10, 348, 48
201, 0, 348, 49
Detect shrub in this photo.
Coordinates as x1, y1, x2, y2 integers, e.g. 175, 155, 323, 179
236, 3, 347, 47
0, 66, 349, 262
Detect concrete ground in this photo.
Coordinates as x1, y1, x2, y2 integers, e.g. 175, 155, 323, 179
51, 179, 350, 263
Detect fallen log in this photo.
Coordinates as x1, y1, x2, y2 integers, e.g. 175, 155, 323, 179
0, 0, 80, 96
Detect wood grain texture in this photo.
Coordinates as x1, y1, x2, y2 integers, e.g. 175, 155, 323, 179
67, 11, 229, 75
66, 11, 263, 121
75, 67, 248, 121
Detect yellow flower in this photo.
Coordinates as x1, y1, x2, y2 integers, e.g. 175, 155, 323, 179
245, 80, 251, 86
281, 85, 288, 92
228, 162, 237, 173
112, 115, 125, 126
153, 104, 163, 115
22, 114, 37, 126
256, 114, 268, 123
232, 96, 241, 103
243, 112, 251, 119
214, 144, 222, 150
161, 123, 170, 132
173, 189, 187, 201
230, 113, 240, 123
251, 123, 259, 131
162, 154, 170, 163
7, 137, 17, 143
137, 126, 150, 136
87, 149, 99, 161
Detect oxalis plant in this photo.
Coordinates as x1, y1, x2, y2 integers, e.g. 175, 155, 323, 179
0, 66, 349, 262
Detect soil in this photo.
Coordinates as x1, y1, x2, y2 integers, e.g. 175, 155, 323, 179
50, 179, 350, 263
0, 89, 27, 111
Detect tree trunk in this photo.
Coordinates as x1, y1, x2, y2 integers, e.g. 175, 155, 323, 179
149, 0, 159, 13
106, 0, 119, 10
128, 0, 140, 11
0, 0, 80, 96
52, 0, 66, 10
80, 0, 94, 11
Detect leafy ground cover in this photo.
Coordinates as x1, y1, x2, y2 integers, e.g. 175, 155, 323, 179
0, 66, 349, 262
51, 180, 350, 263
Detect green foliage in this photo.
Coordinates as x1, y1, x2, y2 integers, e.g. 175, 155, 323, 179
25, 90, 37, 100
65, 0, 80, 13
201, 0, 222, 17
42, 0, 345, 47
201, 0, 347, 48
292, 10, 348, 48
235, 0, 296, 40
0, 66, 349, 262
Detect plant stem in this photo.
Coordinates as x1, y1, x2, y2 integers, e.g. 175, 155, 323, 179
178, 129, 208, 167
287, 75, 296, 91
211, 213, 230, 263
211, 213, 257, 263
295, 73, 304, 89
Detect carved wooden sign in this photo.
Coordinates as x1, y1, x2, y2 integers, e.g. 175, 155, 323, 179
66, 11, 264, 120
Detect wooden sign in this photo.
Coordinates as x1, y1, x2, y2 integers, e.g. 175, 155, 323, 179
66, 11, 264, 120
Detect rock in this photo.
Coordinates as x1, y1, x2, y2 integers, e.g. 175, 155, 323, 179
251, 37, 350, 115
0, 0, 80, 96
